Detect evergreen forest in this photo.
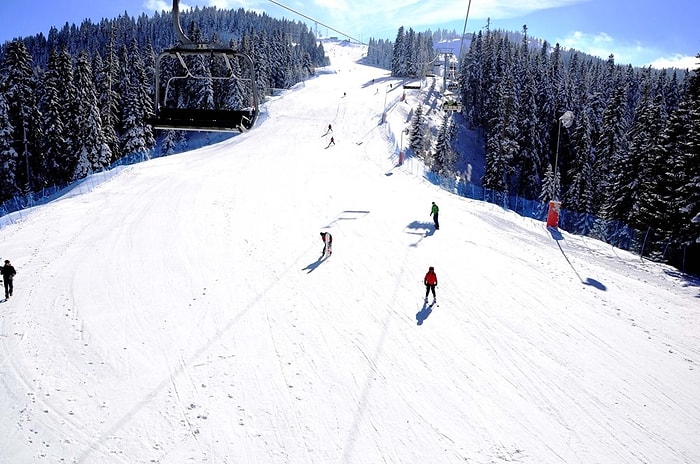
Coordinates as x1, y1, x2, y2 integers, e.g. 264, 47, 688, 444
0, 6, 328, 201
387, 24, 700, 273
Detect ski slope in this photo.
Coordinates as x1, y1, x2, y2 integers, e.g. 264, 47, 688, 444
0, 40, 699, 464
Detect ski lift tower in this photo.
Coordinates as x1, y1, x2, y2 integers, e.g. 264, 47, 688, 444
435, 48, 454, 92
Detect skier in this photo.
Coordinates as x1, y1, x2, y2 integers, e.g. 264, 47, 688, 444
320, 232, 333, 257
430, 201, 440, 230
326, 137, 335, 148
328, 123, 333, 133
1, 259, 17, 300
424, 266, 438, 303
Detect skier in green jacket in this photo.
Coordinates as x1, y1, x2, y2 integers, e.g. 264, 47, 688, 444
430, 202, 439, 230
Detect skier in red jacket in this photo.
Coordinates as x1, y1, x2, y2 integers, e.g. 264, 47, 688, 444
424, 266, 437, 302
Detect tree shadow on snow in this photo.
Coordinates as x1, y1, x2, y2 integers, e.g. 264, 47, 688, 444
416, 301, 433, 325
663, 269, 700, 296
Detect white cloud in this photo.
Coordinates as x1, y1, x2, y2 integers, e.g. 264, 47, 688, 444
556, 30, 698, 69
144, 0, 171, 12
558, 31, 621, 60
338, 0, 586, 34
649, 54, 700, 70
143, 0, 245, 12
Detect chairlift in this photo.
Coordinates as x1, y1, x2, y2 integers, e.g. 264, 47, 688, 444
443, 100, 462, 113
148, 0, 259, 132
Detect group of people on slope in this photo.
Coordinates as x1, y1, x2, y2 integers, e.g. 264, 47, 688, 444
318, 201, 441, 304
425, 202, 439, 302
325, 123, 335, 148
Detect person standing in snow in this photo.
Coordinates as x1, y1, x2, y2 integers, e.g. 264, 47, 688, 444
1, 259, 17, 299
320, 232, 333, 257
430, 201, 440, 230
326, 137, 335, 148
424, 266, 437, 303
328, 123, 333, 133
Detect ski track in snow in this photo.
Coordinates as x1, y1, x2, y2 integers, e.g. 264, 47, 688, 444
0, 40, 699, 463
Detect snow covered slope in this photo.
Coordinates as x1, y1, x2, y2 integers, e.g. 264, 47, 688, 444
0, 39, 699, 464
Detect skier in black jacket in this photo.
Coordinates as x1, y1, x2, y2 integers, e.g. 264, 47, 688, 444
1, 259, 17, 299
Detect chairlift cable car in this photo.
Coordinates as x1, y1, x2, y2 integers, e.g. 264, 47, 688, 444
148, 0, 259, 132
443, 100, 462, 113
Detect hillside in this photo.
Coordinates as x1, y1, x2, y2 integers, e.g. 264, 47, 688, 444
0, 39, 699, 464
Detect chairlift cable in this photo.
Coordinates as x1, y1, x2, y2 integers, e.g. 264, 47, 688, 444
458, 0, 473, 61
266, 0, 366, 45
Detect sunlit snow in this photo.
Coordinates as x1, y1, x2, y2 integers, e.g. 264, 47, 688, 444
1, 40, 699, 464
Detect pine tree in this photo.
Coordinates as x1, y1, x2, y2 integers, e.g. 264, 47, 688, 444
1, 39, 43, 192
671, 59, 700, 245
597, 74, 631, 221
96, 27, 123, 162
405, 28, 416, 77
628, 69, 669, 230
55, 46, 79, 162
482, 61, 519, 194
72, 51, 111, 179
39, 49, 71, 185
432, 113, 456, 175
514, 36, 542, 199
564, 107, 596, 233
539, 163, 560, 203
461, 30, 484, 128
408, 103, 428, 159
534, 42, 555, 186
0, 90, 19, 202
391, 26, 407, 77
160, 129, 178, 156
120, 40, 155, 159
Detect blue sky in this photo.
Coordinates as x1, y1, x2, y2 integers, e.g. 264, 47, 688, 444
0, 0, 697, 69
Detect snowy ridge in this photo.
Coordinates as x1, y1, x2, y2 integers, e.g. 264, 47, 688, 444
0, 40, 699, 464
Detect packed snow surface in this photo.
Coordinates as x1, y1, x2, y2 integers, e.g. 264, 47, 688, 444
1, 40, 699, 464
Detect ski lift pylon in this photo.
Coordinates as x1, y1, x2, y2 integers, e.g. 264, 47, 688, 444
148, 0, 259, 132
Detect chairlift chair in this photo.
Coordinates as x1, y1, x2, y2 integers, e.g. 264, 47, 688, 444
443, 100, 462, 113
148, 0, 259, 132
